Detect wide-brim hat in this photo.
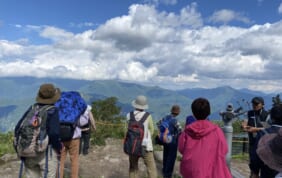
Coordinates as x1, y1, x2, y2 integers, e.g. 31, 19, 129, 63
36, 83, 61, 104
257, 130, 282, 172
132, 95, 148, 110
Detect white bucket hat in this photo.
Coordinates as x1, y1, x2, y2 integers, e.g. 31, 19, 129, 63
132, 95, 148, 110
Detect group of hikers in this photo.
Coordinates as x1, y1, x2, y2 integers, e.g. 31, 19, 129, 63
126, 95, 231, 178
13, 83, 282, 178
14, 83, 96, 178
126, 95, 282, 178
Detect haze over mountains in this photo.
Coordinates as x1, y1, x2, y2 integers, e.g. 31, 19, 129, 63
0, 77, 279, 132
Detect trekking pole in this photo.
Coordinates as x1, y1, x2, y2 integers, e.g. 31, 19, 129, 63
18, 158, 24, 178
43, 147, 49, 178
57, 158, 60, 178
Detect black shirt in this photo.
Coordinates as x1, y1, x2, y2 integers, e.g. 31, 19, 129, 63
247, 108, 268, 145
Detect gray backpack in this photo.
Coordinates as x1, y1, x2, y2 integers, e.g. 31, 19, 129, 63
14, 104, 54, 157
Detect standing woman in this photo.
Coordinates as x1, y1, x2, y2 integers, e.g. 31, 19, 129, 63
178, 98, 231, 178
126, 95, 157, 178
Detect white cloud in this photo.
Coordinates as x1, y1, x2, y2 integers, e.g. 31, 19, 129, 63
0, 40, 23, 58
40, 26, 74, 41
144, 0, 177, 5
119, 61, 158, 81
69, 22, 98, 28
1, 3, 282, 93
278, 3, 282, 14
209, 9, 251, 24
179, 3, 203, 28
14, 24, 22, 28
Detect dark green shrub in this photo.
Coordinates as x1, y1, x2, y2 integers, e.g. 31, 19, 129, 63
91, 119, 126, 146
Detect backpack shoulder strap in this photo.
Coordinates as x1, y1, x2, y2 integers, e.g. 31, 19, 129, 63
139, 112, 150, 124
38, 105, 55, 119
129, 111, 135, 122
40, 105, 55, 111
129, 111, 149, 123
38, 105, 55, 127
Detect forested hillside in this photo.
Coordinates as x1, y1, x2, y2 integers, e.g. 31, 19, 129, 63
0, 77, 279, 132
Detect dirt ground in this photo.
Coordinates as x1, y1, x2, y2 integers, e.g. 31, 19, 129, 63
0, 138, 249, 178
76, 138, 181, 178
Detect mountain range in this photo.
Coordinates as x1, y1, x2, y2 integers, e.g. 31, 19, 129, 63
0, 77, 280, 133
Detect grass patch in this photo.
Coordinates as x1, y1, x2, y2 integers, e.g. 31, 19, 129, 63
232, 154, 249, 160
0, 132, 15, 157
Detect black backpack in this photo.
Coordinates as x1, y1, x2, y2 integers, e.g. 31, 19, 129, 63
123, 111, 149, 157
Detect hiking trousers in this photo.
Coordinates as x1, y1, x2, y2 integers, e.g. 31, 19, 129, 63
79, 131, 90, 155
60, 138, 80, 178
129, 151, 157, 178
162, 142, 178, 178
24, 147, 58, 178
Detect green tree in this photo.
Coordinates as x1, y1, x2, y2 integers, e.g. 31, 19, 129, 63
91, 97, 126, 145
92, 97, 121, 121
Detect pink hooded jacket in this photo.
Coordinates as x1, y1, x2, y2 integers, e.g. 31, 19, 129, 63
178, 120, 232, 178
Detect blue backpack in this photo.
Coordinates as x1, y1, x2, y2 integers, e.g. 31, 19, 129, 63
158, 116, 173, 144
185, 115, 196, 126
55, 91, 87, 141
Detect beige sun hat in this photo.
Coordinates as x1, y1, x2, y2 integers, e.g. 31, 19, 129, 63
131, 95, 148, 110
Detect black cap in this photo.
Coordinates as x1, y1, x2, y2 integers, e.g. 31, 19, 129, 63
252, 97, 264, 105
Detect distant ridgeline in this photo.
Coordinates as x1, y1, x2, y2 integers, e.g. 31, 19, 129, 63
0, 77, 280, 133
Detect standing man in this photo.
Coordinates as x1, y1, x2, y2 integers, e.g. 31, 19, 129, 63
126, 95, 157, 178
242, 96, 268, 177
56, 91, 87, 178
157, 105, 182, 178
250, 104, 282, 178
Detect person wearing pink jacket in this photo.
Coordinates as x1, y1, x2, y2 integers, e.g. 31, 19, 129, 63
178, 97, 232, 178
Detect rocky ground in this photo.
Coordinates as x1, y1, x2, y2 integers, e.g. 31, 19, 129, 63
0, 138, 249, 178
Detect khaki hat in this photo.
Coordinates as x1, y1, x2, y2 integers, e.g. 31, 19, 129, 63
36, 83, 61, 104
132, 95, 148, 110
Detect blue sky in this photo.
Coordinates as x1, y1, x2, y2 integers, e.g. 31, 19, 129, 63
0, 0, 282, 93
